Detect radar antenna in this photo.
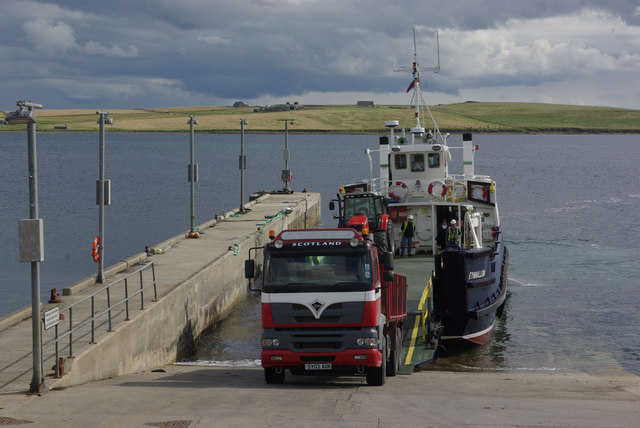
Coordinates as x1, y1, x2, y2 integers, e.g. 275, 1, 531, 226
393, 27, 443, 144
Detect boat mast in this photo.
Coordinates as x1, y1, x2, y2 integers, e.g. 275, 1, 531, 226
394, 28, 441, 144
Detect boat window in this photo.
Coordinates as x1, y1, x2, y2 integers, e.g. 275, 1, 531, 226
394, 154, 407, 169
410, 154, 425, 172
428, 153, 440, 168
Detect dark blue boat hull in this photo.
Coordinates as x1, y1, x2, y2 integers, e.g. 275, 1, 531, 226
433, 240, 509, 345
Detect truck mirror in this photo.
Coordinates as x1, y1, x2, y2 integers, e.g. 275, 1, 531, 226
383, 271, 395, 282
329, 201, 335, 211
382, 252, 394, 270
244, 259, 255, 279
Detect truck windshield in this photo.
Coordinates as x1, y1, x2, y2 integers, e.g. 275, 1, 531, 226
263, 251, 373, 293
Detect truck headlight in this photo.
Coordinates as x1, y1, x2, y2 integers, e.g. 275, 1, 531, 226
356, 337, 377, 347
261, 338, 280, 347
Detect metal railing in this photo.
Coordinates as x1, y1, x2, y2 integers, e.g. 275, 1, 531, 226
42, 262, 157, 378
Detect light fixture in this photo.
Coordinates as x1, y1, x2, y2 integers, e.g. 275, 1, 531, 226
6, 107, 35, 124
5, 101, 41, 124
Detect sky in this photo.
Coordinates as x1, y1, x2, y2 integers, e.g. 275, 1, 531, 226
1, 0, 639, 110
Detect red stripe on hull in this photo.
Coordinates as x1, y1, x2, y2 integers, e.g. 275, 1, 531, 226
442, 322, 494, 346
465, 328, 492, 345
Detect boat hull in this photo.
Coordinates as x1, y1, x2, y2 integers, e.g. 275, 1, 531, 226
433, 241, 509, 346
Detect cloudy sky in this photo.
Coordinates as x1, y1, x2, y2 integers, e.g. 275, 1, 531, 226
1, 0, 639, 110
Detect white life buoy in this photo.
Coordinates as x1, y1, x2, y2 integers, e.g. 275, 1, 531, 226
389, 181, 408, 200
428, 180, 447, 198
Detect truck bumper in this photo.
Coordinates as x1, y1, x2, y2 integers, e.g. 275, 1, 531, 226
262, 348, 382, 368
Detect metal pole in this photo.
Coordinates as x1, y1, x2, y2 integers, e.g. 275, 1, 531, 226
278, 118, 294, 193
239, 118, 247, 213
97, 112, 107, 283
26, 103, 43, 394
189, 116, 195, 232
284, 121, 289, 191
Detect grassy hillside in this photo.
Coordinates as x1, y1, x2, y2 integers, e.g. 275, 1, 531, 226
2, 102, 639, 133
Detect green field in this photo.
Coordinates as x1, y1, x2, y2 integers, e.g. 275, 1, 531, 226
2, 102, 639, 133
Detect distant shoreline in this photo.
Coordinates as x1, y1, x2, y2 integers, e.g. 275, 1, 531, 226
2, 129, 639, 135
2, 102, 639, 134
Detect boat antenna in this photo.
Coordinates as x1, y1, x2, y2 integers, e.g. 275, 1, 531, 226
393, 28, 443, 144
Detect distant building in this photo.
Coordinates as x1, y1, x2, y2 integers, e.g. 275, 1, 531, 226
357, 101, 375, 107
258, 102, 304, 112
233, 101, 248, 107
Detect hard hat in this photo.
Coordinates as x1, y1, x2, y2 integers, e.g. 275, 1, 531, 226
450, 219, 457, 224
408, 215, 414, 220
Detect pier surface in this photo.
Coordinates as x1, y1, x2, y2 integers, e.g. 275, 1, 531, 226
1, 365, 639, 427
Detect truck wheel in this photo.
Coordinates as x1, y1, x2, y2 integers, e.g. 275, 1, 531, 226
264, 367, 285, 384
386, 335, 396, 377
366, 338, 386, 386
374, 231, 388, 254
387, 225, 395, 255
386, 326, 402, 377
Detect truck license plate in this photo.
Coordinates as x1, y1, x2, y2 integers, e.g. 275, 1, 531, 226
305, 363, 332, 370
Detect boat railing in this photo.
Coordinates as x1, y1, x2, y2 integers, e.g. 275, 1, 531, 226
384, 178, 473, 204
447, 174, 491, 182
41, 261, 158, 378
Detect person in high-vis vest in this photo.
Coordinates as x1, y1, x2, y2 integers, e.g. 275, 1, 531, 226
400, 215, 416, 256
447, 218, 461, 248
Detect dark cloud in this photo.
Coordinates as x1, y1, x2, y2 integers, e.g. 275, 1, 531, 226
1, 0, 638, 109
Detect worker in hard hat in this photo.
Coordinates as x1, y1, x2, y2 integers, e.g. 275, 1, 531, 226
447, 218, 461, 248
400, 215, 416, 256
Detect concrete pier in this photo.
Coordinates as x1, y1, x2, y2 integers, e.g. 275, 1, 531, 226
1, 365, 639, 427
0, 192, 320, 394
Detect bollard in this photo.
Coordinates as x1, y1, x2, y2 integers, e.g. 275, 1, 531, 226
52, 357, 64, 378
49, 288, 62, 303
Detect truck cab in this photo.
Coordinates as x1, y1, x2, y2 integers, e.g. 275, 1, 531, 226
245, 228, 406, 386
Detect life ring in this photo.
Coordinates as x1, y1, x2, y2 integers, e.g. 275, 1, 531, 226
428, 180, 447, 198
470, 184, 488, 200
92, 236, 100, 262
389, 181, 408, 200
448, 181, 467, 202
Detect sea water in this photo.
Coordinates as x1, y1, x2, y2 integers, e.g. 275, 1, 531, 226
1, 132, 638, 374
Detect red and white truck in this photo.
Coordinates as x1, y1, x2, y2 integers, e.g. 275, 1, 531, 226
245, 227, 407, 385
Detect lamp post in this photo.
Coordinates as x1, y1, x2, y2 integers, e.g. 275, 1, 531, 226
278, 119, 294, 193
239, 118, 248, 213
187, 116, 198, 232
96, 111, 113, 283
6, 100, 45, 394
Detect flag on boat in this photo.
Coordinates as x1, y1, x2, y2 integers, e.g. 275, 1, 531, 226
406, 77, 419, 92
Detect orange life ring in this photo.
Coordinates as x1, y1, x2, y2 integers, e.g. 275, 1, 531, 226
428, 181, 447, 197
389, 181, 408, 200
92, 236, 100, 262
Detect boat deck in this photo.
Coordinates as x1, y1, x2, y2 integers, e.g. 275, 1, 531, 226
394, 254, 439, 374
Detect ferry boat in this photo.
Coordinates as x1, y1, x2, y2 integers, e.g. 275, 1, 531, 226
356, 31, 508, 346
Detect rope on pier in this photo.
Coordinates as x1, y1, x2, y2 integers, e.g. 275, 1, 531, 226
256, 211, 284, 226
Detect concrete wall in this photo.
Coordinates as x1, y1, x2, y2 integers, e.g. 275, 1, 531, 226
51, 193, 320, 388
